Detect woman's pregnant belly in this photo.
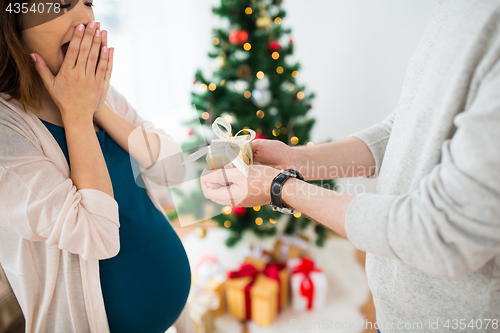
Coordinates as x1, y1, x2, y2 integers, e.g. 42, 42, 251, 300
99, 208, 191, 333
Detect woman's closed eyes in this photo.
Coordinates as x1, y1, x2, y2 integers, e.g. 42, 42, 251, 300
59, 2, 94, 9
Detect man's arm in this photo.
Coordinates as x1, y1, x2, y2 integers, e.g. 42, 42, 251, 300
278, 112, 397, 237
281, 178, 355, 238
290, 136, 376, 180
290, 112, 396, 181
286, 59, 500, 279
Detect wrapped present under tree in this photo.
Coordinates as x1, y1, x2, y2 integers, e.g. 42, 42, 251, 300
225, 257, 288, 327
191, 252, 226, 316
272, 234, 310, 263
187, 288, 220, 333
289, 257, 328, 312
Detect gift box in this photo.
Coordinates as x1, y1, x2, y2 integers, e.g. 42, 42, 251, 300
187, 288, 219, 333
226, 258, 288, 327
192, 253, 226, 316
289, 257, 328, 311
206, 134, 253, 171
272, 234, 310, 263
182, 117, 256, 177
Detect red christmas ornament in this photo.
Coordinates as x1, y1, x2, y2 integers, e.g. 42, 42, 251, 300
187, 129, 194, 136
268, 41, 281, 52
229, 30, 249, 45
232, 206, 247, 216
239, 30, 249, 43
229, 30, 239, 44
289, 38, 294, 45
253, 134, 268, 141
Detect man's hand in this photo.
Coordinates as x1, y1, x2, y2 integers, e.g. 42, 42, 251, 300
200, 165, 281, 207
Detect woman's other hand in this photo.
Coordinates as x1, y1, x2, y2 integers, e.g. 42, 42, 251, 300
200, 165, 281, 207
30, 21, 114, 123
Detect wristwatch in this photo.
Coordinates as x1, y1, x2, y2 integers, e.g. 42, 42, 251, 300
270, 169, 304, 214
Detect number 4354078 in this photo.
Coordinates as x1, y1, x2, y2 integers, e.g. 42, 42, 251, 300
444, 319, 498, 330
5, 3, 62, 14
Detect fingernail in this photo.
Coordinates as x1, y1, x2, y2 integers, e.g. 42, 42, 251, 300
30, 54, 36, 62
89, 21, 96, 29
77, 24, 84, 31
103, 46, 108, 53
95, 29, 100, 37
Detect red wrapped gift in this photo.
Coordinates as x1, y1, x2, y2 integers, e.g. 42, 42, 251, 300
290, 257, 328, 311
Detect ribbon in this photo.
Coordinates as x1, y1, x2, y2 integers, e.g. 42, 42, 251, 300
227, 261, 285, 320
262, 262, 285, 313
187, 289, 220, 333
279, 234, 310, 263
182, 117, 256, 177
292, 257, 322, 310
228, 263, 259, 320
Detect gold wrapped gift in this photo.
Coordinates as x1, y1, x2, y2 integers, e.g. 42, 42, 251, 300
187, 289, 219, 333
192, 253, 226, 316
272, 234, 310, 263
192, 275, 225, 317
182, 117, 256, 177
225, 257, 288, 327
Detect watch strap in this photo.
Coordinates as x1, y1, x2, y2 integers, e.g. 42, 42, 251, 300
270, 169, 304, 214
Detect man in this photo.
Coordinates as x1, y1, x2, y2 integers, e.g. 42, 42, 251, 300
200, 1, 500, 332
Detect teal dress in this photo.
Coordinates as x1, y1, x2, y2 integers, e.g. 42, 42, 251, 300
39, 118, 191, 333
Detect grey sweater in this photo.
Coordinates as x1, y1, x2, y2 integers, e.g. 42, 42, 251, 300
345, 1, 500, 332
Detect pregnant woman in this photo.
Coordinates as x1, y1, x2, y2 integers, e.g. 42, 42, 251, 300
0, 1, 192, 332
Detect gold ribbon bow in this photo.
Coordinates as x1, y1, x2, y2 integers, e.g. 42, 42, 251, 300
182, 117, 256, 177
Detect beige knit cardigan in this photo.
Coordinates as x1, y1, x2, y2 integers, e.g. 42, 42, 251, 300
0, 86, 193, 333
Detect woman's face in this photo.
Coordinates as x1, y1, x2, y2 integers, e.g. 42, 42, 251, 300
21, 0, 95, 76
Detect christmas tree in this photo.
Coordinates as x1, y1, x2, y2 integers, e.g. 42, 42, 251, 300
170, 0, 336, 247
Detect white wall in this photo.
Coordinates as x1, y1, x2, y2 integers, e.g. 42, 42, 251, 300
95, 0, 437, 194
284, 0, 437, 193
